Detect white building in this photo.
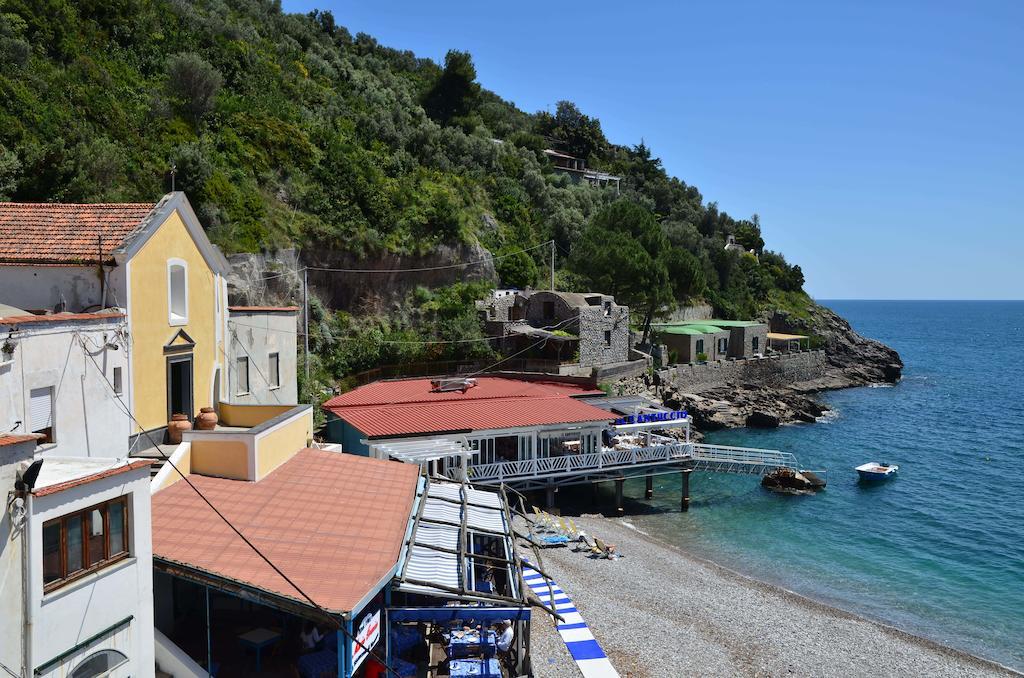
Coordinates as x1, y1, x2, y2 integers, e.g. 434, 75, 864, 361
225, 306, 299, 406
1, 436, 153, 677
0, 309, 130, 458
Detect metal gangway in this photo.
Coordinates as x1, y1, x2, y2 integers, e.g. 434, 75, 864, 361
464, 441, 799, 490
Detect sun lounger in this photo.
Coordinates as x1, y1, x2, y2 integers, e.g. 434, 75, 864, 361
594, 537, 618, 559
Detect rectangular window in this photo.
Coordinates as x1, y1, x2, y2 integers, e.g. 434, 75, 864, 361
42, 497, 130, 592
604, 330, 612, 346
236, 357, 249, 395
696, 339, 705, 354
29, 386, 54, 444
268, 352, 280, 389
752, 337, 759, 353
112, 366, 123, 395
603, 301, 612, 317
718, 338, 729, 354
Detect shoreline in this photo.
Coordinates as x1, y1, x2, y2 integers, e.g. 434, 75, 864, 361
524, 514, 1021, 677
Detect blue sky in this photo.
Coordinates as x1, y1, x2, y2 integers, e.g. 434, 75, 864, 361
284, 1, 1023, 300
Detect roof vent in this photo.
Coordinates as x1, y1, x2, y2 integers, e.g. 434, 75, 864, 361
430, 377, 478, 393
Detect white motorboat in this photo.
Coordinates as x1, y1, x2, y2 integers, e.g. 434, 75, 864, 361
855, 461, 899, 480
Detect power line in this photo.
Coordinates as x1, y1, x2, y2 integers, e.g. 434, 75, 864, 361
75, 335, 404, 678
249, 240, 553, 280
305, 240, 552, 274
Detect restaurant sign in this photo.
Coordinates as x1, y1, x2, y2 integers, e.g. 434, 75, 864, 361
614, 410, 688, 426
351, 605, 381, 672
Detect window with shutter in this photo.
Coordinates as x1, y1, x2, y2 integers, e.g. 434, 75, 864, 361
30, 386, 54, 443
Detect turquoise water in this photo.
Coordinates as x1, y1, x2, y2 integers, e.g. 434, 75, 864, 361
608, 302, 1024, 669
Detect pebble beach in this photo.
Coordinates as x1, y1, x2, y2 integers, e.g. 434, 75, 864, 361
525, 515, 1018, 678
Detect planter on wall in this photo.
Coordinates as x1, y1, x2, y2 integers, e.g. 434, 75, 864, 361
167, 413, 192, 444
195, 407, 218, 431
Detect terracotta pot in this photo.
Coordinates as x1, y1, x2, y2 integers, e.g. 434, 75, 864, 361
167, 413, 192, 444
195, 406, 218, 431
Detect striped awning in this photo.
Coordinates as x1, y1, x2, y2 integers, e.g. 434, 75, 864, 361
396, 481, 523, 603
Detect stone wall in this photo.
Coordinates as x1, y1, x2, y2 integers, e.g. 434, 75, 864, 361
660, 350, 827, 393
578, 305, 629, 367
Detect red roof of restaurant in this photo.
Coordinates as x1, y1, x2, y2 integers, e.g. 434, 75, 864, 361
323, 377, 613, 438
152, 449, 419, 614
0, 202, 156, 265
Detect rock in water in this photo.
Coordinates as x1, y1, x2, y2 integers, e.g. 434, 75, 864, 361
761, 468, 819, 494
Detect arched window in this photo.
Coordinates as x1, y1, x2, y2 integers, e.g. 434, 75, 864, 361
70, 649, 128, 678
167, 259, 188, 325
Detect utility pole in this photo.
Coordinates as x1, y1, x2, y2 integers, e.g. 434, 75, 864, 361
550, 240, 555, 291
303, 267, 310, 382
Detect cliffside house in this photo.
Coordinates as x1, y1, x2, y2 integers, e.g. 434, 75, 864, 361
479, 289, 631, 371
724, 234, 758, 258
542, 149, 621, 192
1, 434, 154, 678
653, 320, 769, 364
0, 193, 298, 450
322, 376, 692, 492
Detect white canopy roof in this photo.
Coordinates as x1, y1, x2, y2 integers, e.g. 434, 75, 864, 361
369, 438, 471, 463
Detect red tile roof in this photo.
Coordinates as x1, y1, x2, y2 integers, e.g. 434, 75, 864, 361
152, 449, 420, 614
0, 311, 125, 326
33, 459, 152, 496
335, 397, 615, 438
323, 376, 601, 409
228, 306, 300, 313
0, 202, 156, 265
323, 377, 612, 438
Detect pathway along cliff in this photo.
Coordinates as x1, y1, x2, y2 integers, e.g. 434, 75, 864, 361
625, 301, 904, 432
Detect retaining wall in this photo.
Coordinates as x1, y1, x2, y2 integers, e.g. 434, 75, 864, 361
661, 350, 826, 393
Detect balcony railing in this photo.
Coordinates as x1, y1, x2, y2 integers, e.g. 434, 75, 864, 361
465, 442, 797, 483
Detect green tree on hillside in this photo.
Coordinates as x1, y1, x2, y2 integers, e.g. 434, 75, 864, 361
570, 200, 673, 343
537, 101, 607, 161
423, 50, 480, 127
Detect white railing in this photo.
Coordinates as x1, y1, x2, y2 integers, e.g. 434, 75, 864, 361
464, 441, 798, 482
467, 443, 692, 482
690, 443, 797, 469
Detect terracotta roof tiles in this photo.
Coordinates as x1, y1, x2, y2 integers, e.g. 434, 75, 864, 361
0, 202, 156, 265
152, 448, 420, 614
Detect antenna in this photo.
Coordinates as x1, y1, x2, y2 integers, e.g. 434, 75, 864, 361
170, 162, 177, 192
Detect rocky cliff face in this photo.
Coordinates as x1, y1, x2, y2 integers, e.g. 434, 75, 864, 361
225, 242, 498, 312
770, 302, 903, 389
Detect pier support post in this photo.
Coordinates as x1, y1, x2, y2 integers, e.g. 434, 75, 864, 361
645, 475, 654, 500
545, 483, 556, 510
615, 478, 624, 515
681, 469, 692, 512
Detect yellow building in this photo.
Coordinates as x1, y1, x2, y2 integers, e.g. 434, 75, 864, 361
0, 192, 233, 446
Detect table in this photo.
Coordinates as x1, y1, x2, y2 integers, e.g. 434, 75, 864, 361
237, 627, 281, 673
449, 658, 501, 677
448, 629, 497, 658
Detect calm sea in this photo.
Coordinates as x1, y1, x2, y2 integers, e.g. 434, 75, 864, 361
595, 301, 1024, 669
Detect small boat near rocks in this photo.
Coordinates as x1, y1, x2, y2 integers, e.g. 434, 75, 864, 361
855, 461, 899, 480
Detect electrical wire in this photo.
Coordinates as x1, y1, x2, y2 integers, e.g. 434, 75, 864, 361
75, 335, 405, 678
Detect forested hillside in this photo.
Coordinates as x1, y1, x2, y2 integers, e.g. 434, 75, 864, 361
0, 0, 813, 392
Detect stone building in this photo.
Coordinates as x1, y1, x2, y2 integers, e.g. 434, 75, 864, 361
654, 320, 769, 364
479, 289, 631, 368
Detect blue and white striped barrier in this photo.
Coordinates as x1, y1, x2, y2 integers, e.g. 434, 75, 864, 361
522, 565, 620, 678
